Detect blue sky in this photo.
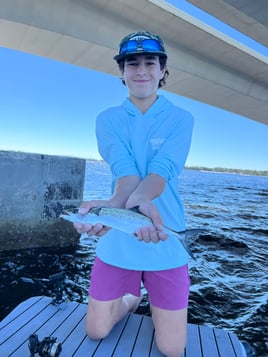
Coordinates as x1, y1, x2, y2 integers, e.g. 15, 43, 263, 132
0, 1, 267, 171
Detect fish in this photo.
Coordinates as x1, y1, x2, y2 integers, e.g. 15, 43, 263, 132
60, 207, 205, 259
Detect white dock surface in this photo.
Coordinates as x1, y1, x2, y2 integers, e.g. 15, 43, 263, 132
0, 296, 246, 356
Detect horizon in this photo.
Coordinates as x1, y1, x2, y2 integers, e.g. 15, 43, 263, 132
2, 148, 267, 175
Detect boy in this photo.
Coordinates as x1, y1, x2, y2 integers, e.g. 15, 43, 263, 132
74, 31, 194, 357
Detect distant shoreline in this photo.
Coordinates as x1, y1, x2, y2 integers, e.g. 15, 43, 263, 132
1, 151, 266, 176
185, 166, 268, 177
86, 158, 268, 177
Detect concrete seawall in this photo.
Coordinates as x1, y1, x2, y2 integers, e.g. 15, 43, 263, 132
0, 151, 85, 251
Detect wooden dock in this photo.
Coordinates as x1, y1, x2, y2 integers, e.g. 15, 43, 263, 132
0, 296, 246, 356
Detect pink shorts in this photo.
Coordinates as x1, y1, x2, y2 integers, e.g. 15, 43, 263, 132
89, 257, 190, 310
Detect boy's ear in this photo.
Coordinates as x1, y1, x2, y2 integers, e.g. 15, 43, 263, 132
160, 68, 165, 79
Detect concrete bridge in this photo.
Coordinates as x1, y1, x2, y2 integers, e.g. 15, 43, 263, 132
0, 151, 85, 251
0, 0, 267, 125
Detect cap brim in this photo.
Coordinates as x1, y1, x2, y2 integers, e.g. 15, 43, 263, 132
114, 51, 167, 62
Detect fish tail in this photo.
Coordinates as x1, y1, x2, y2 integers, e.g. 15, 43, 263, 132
169, 228, 196, 260
180, 238, 195, 260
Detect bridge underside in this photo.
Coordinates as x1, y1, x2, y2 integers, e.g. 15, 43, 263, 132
0, 0, 267, 124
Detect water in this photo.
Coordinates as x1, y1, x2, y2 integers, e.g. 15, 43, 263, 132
0, 161, 267, 356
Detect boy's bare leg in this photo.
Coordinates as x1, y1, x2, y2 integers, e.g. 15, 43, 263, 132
86, 294, 141, 340
151, 306, 188, 357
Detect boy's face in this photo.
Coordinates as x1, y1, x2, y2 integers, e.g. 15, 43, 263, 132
121, 55, 165, 102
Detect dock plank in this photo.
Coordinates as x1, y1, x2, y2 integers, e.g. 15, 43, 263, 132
199, 324, 220, 357
112, 314, 145, 357
74, 314, 129, 356
0, 296, 246, 357
186, 323, 203, 357
131, 316, 155, 357
0, 296, 44, 329
92, 316, 131, 357
0, 299, 62, 355
229, 332, 246, 356
214, 328, 239, 357
12, 303, 85, 357
60, 318, 90, 356
0, 296, 51, 343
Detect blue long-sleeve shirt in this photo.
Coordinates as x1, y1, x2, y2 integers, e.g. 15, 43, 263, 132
94, 95, 194, 271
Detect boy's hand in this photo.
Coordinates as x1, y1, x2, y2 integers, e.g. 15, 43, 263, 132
73, 200, 111, 237
127, 200, 168, 243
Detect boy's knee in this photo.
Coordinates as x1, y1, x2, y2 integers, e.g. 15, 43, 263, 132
86, 323, 111, 340
156, 338, 185, 357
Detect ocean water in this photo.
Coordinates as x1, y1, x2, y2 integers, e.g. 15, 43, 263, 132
0, 161, 267, 356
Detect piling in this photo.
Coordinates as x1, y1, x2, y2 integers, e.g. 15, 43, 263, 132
0, 150, 85, 251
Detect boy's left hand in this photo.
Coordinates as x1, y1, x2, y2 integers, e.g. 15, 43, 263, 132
131, 201, 168, 243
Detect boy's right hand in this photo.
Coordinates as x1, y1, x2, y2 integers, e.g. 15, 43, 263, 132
73, 200, 111, 237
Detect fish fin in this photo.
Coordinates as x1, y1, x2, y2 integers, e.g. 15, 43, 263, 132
89, 207, 102, 215
185, 228, 208, 236
129, 206, 141, 213
61, 208, 79, 215
165, 226, 185, 235
129, 206, 152, 221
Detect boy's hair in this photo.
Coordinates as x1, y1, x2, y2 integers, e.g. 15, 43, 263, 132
117, 56, 169, 88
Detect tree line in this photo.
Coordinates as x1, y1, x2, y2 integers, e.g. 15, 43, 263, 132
185, 166, 268, 177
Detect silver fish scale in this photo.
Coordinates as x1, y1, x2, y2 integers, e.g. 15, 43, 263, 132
95, 207, 152, 223
60, 207, 204, 259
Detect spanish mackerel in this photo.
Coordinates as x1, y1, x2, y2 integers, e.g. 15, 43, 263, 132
60, 207, 203, 259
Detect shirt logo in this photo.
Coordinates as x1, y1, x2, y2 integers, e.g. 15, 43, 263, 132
150, 138, 165, 150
